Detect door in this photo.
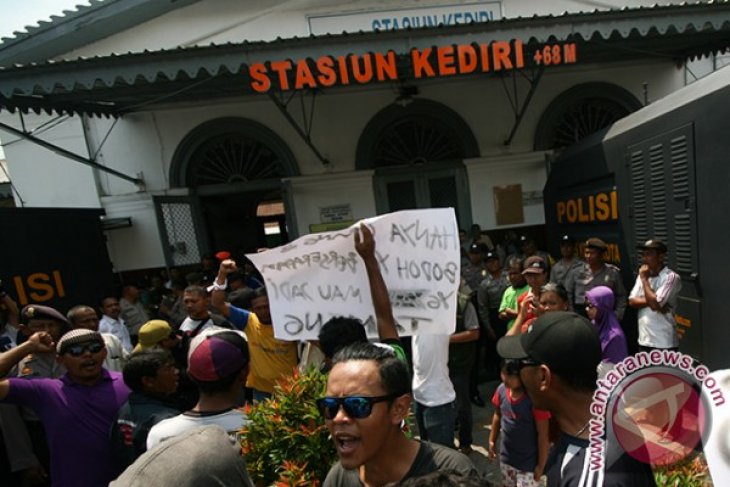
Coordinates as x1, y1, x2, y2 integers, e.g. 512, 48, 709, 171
374, 161, 472, 227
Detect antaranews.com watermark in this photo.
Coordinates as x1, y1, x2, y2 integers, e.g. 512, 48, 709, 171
588, 350, 725, 476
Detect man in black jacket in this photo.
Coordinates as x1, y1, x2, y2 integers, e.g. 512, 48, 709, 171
112, 349, 180, 468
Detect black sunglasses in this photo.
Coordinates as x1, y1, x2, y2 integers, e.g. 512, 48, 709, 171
517, 357, 542, 369
65, 341, 104, 357
316, 395, 399, 420
585, 302, 595, 309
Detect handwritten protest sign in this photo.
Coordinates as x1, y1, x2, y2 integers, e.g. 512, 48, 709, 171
246, 208, 461, 340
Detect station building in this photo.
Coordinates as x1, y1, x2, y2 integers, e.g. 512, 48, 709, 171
0, 0, 729, 272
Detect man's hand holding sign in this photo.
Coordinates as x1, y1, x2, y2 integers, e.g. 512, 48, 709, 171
246, 209, 461, 340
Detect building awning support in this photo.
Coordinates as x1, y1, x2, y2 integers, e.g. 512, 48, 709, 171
268, 90, 332, 169
503, 66, 545, 146
0, 120, 144, 186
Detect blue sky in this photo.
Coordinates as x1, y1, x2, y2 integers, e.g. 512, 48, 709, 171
0, 0, 90, 39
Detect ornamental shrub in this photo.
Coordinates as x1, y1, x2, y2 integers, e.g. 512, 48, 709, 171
653, 453, 712, 487
240, 368, 337, 486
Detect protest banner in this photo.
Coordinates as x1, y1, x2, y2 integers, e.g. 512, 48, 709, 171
246, 208, 460, 340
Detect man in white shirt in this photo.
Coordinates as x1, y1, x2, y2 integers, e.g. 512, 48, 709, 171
146, 329, 249, 449
412, 331, 457, 448
628, 238, 682, 351
99, 296, 133, 353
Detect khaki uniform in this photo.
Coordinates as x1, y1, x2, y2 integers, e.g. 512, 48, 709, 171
550, 258, 585, 288
17, 353, 66, 422
17, 352, 65, 380
461, 262, 488, 293
565, 263, 627, 319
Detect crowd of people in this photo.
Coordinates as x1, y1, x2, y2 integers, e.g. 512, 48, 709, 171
0, 223, 682, 486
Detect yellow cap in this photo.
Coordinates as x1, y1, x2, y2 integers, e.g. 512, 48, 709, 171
133, 320, 173, 353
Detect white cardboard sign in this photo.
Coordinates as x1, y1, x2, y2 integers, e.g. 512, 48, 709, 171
246, 208, 461, 340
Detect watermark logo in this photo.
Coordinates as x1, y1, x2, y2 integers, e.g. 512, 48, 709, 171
588, 350, 724, 475
611, 371, 706, 466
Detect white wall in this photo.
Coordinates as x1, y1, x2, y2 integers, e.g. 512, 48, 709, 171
59, 0, 685, 58
0, 113, 100, 208
101, 193, 166, 271
465, 152, 548, 229
286, 170, 376, 236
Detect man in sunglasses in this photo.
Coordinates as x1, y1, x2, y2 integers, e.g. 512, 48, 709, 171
67, 304, 130, 372
0, 328, 131, 487
321, 342, 479, 487
497, 312, 656, 486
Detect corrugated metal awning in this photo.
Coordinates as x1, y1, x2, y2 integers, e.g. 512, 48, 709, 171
1, 2, 730, 117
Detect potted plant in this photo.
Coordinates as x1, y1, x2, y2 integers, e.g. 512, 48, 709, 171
241, 368, 337, 486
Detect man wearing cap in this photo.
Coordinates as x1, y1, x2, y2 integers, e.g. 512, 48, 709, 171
462, 243, 489, 291
0, 329, 131, 487
507, 256, 549, 336
135, 319, 196, 411
478, 251, 510, 378
565, 238, 627, 319
629, 239, 682, 351
511, 236, 553, 271
134, 320, 179, 353
16, 305, 68, 380
497, 312, 656, 486
460, 243, 490, 407
550, 235, 583, 288
146, 329, 250, 449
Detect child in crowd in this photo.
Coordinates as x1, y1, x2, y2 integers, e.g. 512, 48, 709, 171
488, 360, 550, 487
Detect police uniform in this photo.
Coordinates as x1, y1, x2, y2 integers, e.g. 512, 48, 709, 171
565, 262, 627, 320
477, 270, 510, 328
550, 258, 584, 288
17, 352, 66, 380
462, 262, 488, 294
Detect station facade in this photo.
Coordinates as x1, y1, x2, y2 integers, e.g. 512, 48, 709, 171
0, 0, 729, 272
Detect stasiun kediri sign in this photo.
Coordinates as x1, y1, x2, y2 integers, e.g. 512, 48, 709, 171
247, 39, 578, 93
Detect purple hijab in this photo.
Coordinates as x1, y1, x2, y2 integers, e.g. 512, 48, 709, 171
586, 286, 628, 364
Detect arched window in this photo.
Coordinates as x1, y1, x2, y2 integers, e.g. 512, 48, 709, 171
356, 99, 479, 170
534, 83, 642, 151
170, 117, 299, 188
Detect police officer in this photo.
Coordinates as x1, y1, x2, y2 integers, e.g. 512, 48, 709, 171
462, 243, 489, 291
17, 305, 68, 379
564, 238, 627, 319
550, 235, 584, 287
16, 304, 70, 483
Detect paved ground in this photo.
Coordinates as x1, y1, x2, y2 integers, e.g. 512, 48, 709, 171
461, 379, 502, 484
413, 378, 504, 484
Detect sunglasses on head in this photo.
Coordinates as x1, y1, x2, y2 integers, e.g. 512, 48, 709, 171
65, 341, 104, 357
316, 394, 399, 420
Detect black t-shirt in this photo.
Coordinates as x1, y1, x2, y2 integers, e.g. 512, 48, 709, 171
323, 441, 478, 486
547, 433, 656, 487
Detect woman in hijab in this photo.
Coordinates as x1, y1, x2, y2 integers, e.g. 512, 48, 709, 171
585, 286, 628, 376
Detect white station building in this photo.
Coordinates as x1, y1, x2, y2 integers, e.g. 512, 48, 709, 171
0, 0, 729, 273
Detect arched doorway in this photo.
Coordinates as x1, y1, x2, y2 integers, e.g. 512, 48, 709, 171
534, 82, 642, 150
356, 99, 479, 227
167, 117, 299, 260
